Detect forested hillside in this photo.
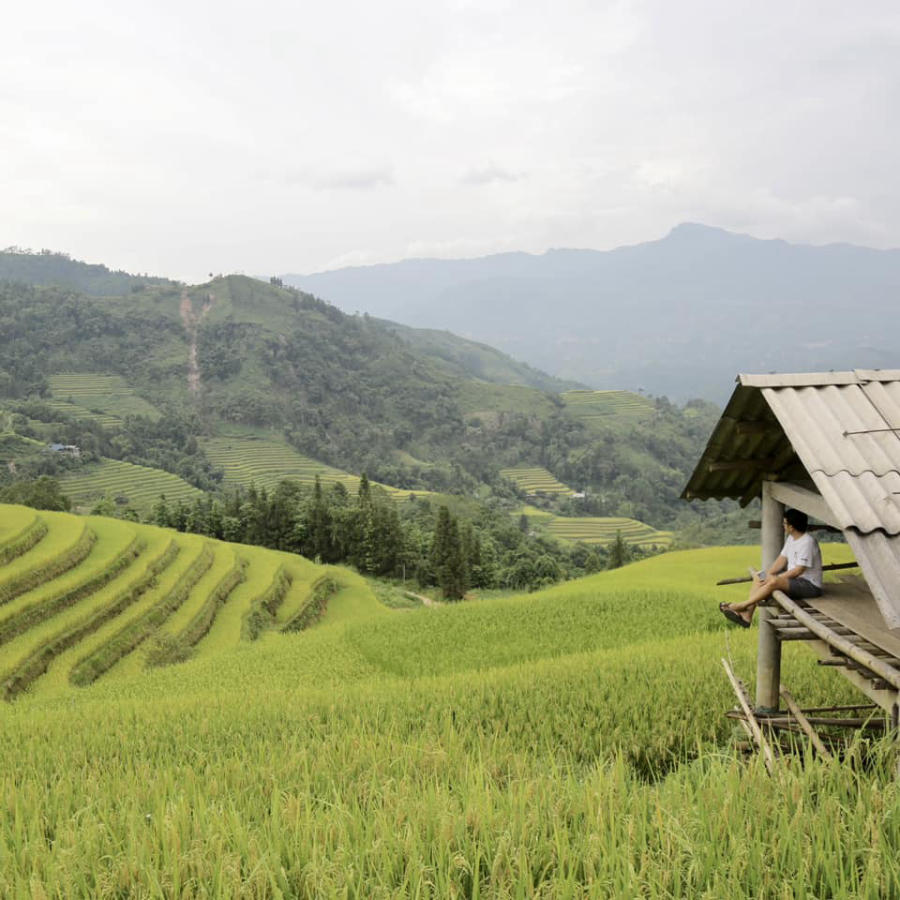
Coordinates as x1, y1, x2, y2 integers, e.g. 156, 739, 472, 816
0, 252, 733, 544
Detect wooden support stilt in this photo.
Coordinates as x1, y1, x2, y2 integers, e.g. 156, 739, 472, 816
780, 687, 833, 760
722, 658, 776, 774
756, 483, 784, 711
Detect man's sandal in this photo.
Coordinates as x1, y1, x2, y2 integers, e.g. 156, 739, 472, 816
719, 602, 750, 628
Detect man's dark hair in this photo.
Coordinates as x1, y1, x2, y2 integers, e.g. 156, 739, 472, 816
784, 509, 808, 532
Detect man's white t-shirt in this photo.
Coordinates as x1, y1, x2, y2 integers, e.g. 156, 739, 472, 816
781, 533, 823, 588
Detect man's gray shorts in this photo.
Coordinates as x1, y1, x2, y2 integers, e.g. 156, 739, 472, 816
787, 577, 823, 600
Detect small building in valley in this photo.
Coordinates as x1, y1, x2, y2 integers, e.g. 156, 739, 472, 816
47, 443, 80, 457
683, 369, 900, 733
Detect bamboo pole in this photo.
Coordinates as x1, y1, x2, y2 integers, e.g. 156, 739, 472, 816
780, 687, 833, 760
725, 711, 885, 729
716, 561, 859, 586
722, 658, 776, 774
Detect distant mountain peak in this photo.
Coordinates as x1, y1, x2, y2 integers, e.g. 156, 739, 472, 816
664, 222, 743, 241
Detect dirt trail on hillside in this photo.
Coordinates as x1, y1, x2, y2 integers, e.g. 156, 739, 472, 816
404, 590, 437, 607
180, 289, 215, 394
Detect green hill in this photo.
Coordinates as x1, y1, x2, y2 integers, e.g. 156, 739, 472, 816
2, 521, 884, 897
0, 258, 725, 531
377, 319, 582, 392
0, 248, 174, 296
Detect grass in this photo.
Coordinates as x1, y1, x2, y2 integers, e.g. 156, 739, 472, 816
0, 506, 895, 896
48, 373, 161, 422
58, 457, 205, 512
500, 464, 575, 496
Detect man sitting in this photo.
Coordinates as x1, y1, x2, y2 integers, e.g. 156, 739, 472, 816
720, 508, 823, 627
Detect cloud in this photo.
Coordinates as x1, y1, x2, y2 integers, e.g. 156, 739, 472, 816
312, 167, 395, 192
460, 164, 521, 186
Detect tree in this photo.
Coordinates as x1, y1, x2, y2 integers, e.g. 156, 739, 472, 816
430, 505, 466, 600
607, 531, 632, 570
0, 476, 71, 511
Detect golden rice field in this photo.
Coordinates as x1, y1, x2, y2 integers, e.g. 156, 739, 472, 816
201, 435, 432, 501
48, 373, 161, 422
500, 464, 575, 496
544, 514, 672, 547
0, 504, 362, 703
514, 505, 671, 548
1, 505, 895, 897
562, 388, 655, 427
58, 458, 205, 512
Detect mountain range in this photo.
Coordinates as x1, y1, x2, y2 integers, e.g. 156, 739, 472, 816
283, 224, 900, 401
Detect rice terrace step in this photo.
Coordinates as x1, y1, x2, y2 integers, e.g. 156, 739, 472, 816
0, 504, 361, 700
48, 373, 161, 423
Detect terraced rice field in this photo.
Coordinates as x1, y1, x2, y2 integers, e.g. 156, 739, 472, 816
5, 534, 887, 898
0, 504, 356, 701
203, 436, 360, 493
41, 398, 123, 427
58, 458, 205, 512
500, 464, 575, 496
562, 389, 655, 426
48, 373, 161, 422
512, 504, 556, 523
543, 515, 672, 548
202, 435, 432, 501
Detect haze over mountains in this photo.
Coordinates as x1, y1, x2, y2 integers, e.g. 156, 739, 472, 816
283, 224, 900, 402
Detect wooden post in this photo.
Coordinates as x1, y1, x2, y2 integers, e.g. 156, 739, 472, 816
756, 481, 784, 712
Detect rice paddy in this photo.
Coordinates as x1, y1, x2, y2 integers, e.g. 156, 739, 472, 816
0, 504, 358, 702
562, 388, 655, 428
48, 373, 161, 422
500, 464, 576, 496
0, 503, 894, 897
58, 457, 205, 512
544, 514, 673, 547
201, 434, 432, 501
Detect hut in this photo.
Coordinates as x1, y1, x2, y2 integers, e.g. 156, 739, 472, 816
683, 370, 900, 732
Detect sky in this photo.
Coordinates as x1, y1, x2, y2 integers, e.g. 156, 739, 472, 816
3, 1, 898, 282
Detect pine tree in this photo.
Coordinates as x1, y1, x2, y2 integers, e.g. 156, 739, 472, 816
305, 475, 332, 562
151, 495, 170, 528
607, 531, 631, 570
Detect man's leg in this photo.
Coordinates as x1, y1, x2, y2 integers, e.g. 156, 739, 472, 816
725, 574, 791, 623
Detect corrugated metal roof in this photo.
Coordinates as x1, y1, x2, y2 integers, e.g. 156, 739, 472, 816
683, 369, 900, 629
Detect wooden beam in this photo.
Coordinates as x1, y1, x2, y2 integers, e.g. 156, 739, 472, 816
735, 421, 773, 436
765, 481, 841, 529
709, 459, 775, 473
722, 658, 776, 774
716, 561, 859, 586
779, 688, 834, 759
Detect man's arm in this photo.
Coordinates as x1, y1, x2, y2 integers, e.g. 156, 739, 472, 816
760, 555, 787, 581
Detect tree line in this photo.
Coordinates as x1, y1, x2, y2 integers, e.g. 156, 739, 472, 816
149, 475, 612, 598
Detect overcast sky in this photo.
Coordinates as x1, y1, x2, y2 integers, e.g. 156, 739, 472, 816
3, 1, 898, 282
